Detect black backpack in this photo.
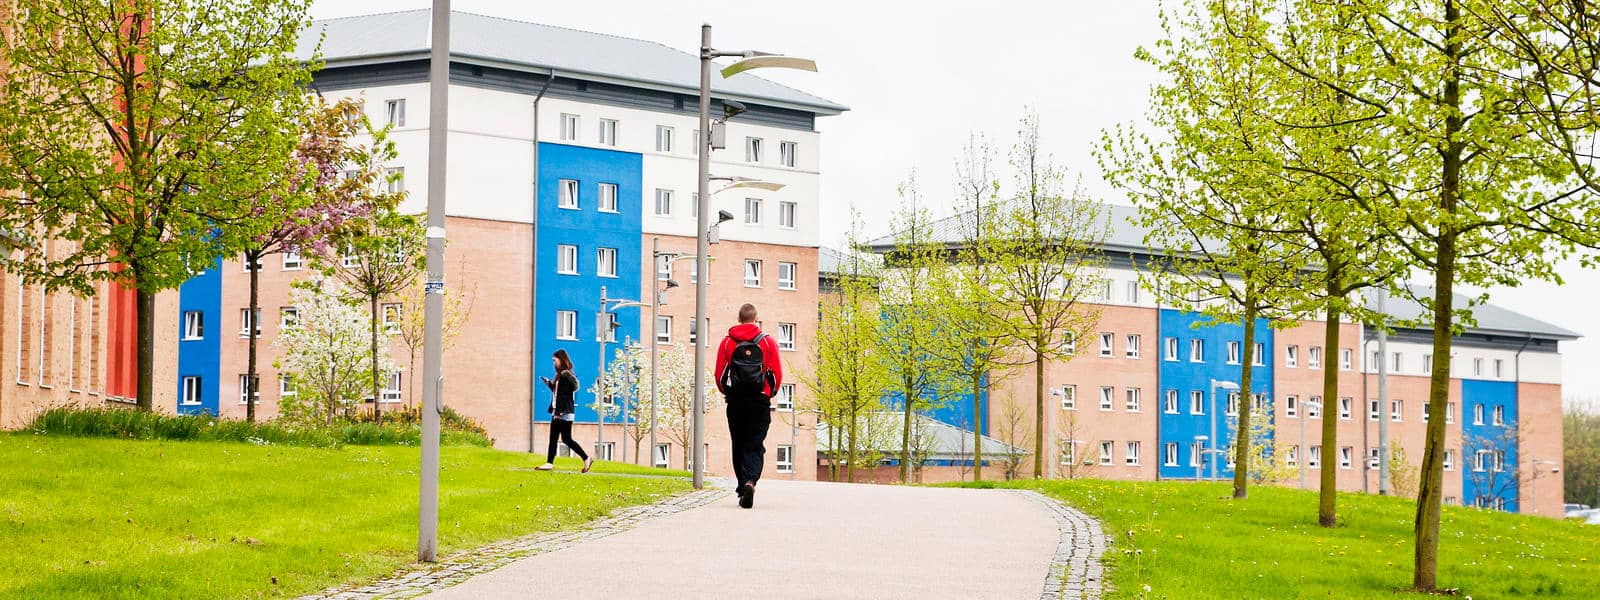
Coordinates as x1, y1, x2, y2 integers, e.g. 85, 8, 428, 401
723, 333, 770, 396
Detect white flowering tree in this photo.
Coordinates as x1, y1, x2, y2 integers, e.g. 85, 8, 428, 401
273, 282, 398, 424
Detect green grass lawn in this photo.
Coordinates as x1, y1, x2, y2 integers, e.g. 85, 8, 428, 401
959, 479, 1598, 599
0, 434, 690, 599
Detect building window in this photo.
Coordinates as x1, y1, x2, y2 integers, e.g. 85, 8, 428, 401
558, 179, 579, 209
656, 125, 674, 152
593, 442, 616, 461
1473, 403, 1484, 425
656, 255, 672, 281
1226, 392, 1239, 416
1164, 389, 1178, 414
654, 316, 672, 344
1446, 402, 1455, 423
1393, 352, 1403, 374
181, 376, 202, 405
745, 197, 763, 224
1099, 441, 1113, 465
1423, 401, 1430, 422
655, 189, 673, 216
1190, 339, 1204, 362
380, 372, 402, 403
1190, 391, 1204, 415
598, 118, 618, 146
381, 303, 401, 334
1370, 350, 1381, 372
1064, 332, 1076, 355
386, 167, 405, 194
1098, 280, 1113, 302
1391, 399, 1403, 422
1493, 359, 1503, 378
779, 141, 796, 167
776, 445, 794, 473
385, 98, 405, 127
243, 254, 262, 272
557, 244, 579, 274
1164, 337, 1178, 361
1286, 345, 1299, 368
1308, 446, 1322, 468
1443, 449, 1455, 471
1287, 445, 1299, 467
599, 183, 619, 213
341, 245, 358, 268
280, 307, 299, 329
1307, 396, 1322, 418
1286, 395, 1298, 418
1125, 334, 1141, 358
1308, 346, 1322, 369
1370, 398, 1381, 421
688, 319, 698, 345
597, 247, 618, 278
283, 252, 303, 270
280, 374, 296, 398
779, 201, 797, 229
1253, 342, 1265, 366
1099, 387, 1114, 411
1124, 387, 1141, 412
778, 262, 797, 290
1098, 333, 1113, 357
1126, 280, 1141, 303
239, 308, 261, 337
560, 113, 579, 141
1190, 442, 1203, 467
1423, 353, 1433, 374
746, 137, 763, 162
1492, 405, 1505, 426
1340, 348, 1352, 370
775, 384, 796, 411
182, 311, 204, 340
1339, 397, 1352, 420
1164, 442, 1179, 466
1125, 441, 1141, 466
1368, 447, 1381, 468
1227, 341, 1241, 365
556, 310, 578, 340
654, 443, 671, 468
1061, 385, 1076, 410
601, 313, 619, 343
1474, 450, 1491, 472
778, 323, 796, 351
744, 259, 762, 287
238, 374, 259, 405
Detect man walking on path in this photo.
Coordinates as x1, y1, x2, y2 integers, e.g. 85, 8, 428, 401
715, 303, 784, 509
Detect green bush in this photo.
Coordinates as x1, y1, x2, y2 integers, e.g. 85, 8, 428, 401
26, 407, 490, 448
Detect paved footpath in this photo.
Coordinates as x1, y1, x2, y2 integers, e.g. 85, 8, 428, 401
418, 479, 1107, 600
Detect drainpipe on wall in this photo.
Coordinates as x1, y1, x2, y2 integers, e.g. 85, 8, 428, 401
529, 69, 556, 453
1360, 335, 1372, 494
1514, 332, 1532, 513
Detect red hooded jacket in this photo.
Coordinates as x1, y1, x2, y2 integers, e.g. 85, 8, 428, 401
715, 322, 783, 397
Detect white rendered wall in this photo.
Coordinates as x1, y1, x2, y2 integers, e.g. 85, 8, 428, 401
1361, 339, 1560, 385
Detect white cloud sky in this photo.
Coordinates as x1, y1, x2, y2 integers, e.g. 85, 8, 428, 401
309, 0, 1600, 407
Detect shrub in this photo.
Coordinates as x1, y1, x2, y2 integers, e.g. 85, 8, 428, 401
26, 407, 489, 448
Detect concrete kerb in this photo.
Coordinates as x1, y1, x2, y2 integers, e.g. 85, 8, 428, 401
1012, 489, 1111, 600
301, 479, 732, 600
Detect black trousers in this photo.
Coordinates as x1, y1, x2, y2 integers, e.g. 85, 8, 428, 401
726, 397, 772, 486
546, 419, 589, 463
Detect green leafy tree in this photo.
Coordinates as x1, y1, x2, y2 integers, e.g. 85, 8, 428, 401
314, 209, 422, 424
0, 0, 316, 409
984, 111, 1108, 479
806, 213, 892, 483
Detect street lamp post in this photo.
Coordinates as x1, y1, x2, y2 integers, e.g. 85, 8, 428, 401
1209, 379, 1240, 482
692, 23, 815, 490
649, 240, 701, 468
1194, 435, 1209, 481
1298, 398, 1322, 489
598, 286, 648, 463
418, 0, 450, 563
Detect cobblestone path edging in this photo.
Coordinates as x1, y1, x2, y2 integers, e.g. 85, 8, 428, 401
301, 484, 726, 599
1013, 490, 1110, 600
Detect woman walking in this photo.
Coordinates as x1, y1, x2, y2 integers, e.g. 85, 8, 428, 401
536, 349, 593, 473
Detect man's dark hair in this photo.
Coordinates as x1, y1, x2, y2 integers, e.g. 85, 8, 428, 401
738, 303, 758, 324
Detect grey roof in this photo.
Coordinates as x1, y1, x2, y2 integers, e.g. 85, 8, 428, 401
298, 10, 847, 115
864, 201, 1155, 256
818, 246, 880, 277
816, 411, 1026, 461
1370, 285, 1580, 340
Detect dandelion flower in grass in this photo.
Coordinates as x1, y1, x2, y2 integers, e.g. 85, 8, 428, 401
1143, 585, 1152, 593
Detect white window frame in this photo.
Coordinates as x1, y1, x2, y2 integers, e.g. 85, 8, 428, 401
1253, 342, 1265, 366
558, 244, 579, 275
380, 372, 402, 403
1287, 445, 1299, 467
1307, 396, 1322, 418
656, 255, 672, 281
1308, 446, 1322, 469
381, 303, 401, 334
1226, 392, 1239, 416
1308, 346, 1322, 369
238, 374, 259, 405
279, 373, 296, 398
1493, 405, 1505, 426
1424, 353, 1433, 375
1164, 337, 1178, 361
1190, 391, 1204, 415
746, 137, 763, 163
239, 308, 261, 337
1340, 348, 1352, 370
778, 323, 796, 351
181, 376, 202, 405
1125, 334, 1141, 358
182, 311, 204, 340
1190, 442, 1203, 467
655, 188, 674, 216
778, 201, 797, 229
1443, 449, 1455, 471
1286, 395, 1299, 418
1446, 402, 1455, 424
744, 197, 763, 225
599, 183, 619, 213
744, 259, 763, 287
558, 179, 579, 209
1368, 447, 1381, 468
1391, 399, 1403, 422
1227, 341, 1241, 365
1099, 387, 1114, 411
1393, 352, 1403, 374
597, 247, 618, 278
1494, 359, 1504, 378
1099, 441, 1113, 466
656, 316, 672, 344
280, 307, 299, 330
556, 310, 578, 341
560, 113, 579, 141
1339, 397, 1352, 420
1125, 441, 1140, 466
282, 251, 303, 270
1286, 345, 1299, 368
775, 384, 796, 411
386, 167, 405, 195
776, 445, 794, 473
1125, 387, 1141, 412
655, 125, 674, 152
598, 118, 618, 146
779, 140, 796, 167
1164, 442, 1179, 466
1190, 339, 1204, 362
1370, 398, 1381, 421
1061, 385, 1076, 410
1098, 333, 1114, 357
385, 98, 406, 127
1473, 403, 1485, 425
1126, 280, 1140, 304
593, 441, 616, 461
654, 443, 671, 468
778, 262, 797, 291
1164, 389, 1178, 414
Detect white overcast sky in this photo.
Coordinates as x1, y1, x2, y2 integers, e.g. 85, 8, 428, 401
309, 0, 1600, 407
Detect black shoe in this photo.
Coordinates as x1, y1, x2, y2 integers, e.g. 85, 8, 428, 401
738, 483, 754, 509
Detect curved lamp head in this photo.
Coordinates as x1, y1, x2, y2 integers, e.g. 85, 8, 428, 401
716, 180, 785, 194
720, 100, 747, 120
721, 55, 818, 79
1211, 379, 1241, 391
717, 210, 735, 224
665, 279, 680, 289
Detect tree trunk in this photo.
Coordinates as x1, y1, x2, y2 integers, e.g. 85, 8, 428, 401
900, 382, 913, 483
973, 368, 984, 481
1319, 301, 1342, 526
370, 294, 382, 424
1414, 3, 1461, 591
135, 288, 156, 411
246, 253, 260, 422
1033, 345, 1045, 479
847, 401, 858, 483
1232, 298, 1257, 499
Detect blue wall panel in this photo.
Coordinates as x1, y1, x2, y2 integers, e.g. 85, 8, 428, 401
534, 142, 643, 424
1461, 379, 1519, 511
1157, 309, 1274, 480
175, 259, 222, 416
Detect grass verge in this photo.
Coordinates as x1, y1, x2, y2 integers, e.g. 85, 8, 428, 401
956, 479, 1597, 599
0, 435, 689, 599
